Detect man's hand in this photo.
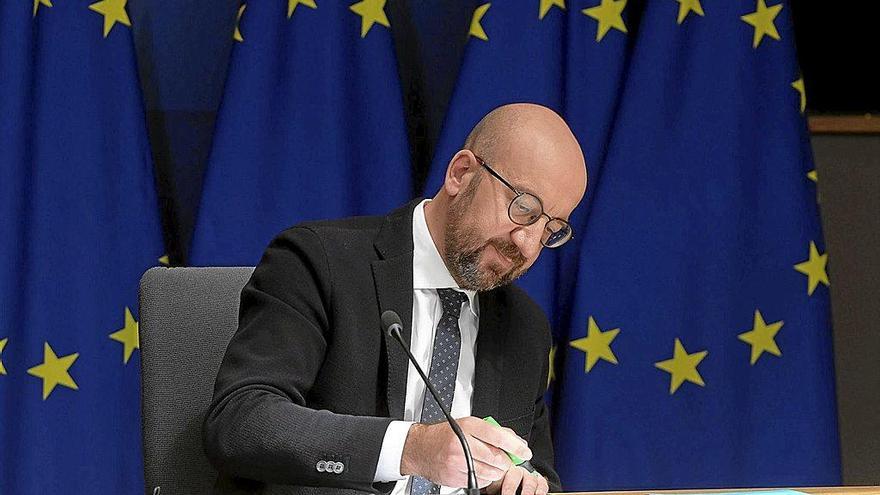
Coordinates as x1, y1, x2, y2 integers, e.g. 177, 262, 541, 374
400, 417, 533, 488
485, 466, 549, 495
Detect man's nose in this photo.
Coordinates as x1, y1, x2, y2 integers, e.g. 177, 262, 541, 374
511, 222, 544, 261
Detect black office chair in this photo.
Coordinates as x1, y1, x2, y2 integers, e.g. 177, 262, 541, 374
139, 266, 254, 495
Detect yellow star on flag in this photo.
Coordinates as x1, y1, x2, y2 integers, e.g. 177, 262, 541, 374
158, 254, 170, 266
675, 0, 704, 25
655, 338, 707, 394
547, 344, 557, 386
27, 342, 79, 400
33, 0, 53, 17
738, 310, 783, 365
88, 0, 132, 38
740, 0, 782, 49
0, 337, 7, 375
539, 0, 565, 20
807, 169, 818, 182
792, 77, 806, 113
288, 0, 317, 18
233, 4, 246, 42
794, 241, 829, 295
109, 306, 140, 364
582, 0, 627, 42
470, 3, 491, 41
349, 0, 390, 38
569, 316, 620, 373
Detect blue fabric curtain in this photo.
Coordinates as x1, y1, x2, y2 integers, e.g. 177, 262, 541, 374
189, 0, 413, 266
0, 0, 164, 492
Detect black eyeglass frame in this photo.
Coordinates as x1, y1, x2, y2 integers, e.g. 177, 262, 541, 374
472, 154, 574, 248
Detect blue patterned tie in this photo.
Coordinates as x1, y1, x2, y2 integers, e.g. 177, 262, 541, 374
410, 288, 469, 495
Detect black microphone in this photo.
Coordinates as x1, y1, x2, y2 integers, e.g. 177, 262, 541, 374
381, 310, 481, 495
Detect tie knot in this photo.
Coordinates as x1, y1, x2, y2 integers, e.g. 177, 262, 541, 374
436, 288, 468, 318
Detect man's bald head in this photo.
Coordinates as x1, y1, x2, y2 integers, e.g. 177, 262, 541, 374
462, 103, 587, 200
463, 105, 528, 165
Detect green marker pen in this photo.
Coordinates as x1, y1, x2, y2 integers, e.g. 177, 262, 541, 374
482, 416, 538, 474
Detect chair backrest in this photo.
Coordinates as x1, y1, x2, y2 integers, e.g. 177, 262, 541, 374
139, 266, 254, 495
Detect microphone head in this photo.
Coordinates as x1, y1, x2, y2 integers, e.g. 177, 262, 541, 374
381, 310, 403, 336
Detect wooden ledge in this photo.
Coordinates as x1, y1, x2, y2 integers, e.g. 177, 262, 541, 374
809, 115, 880, 134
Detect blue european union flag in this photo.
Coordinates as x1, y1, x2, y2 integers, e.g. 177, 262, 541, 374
0, 0, 164, 492
189, 0, 412, 266
426, 0, 839, 489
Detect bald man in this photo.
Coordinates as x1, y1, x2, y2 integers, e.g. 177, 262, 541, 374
204, 104, 588, 495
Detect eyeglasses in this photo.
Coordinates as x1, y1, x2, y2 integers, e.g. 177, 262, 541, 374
473, 155, 574, 248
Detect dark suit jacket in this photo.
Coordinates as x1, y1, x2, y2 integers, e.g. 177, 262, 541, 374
203, 200, 560, 495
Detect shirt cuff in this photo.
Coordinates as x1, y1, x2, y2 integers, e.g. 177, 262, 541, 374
373, 420, 414, 482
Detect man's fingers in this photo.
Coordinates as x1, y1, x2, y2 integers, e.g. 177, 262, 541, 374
468, 421, 532, 460
448, 472, 484, 489
535, 474, 549, 495
486, 478, 503, 495
472, 459, 506, 483
444, 470, 494, 489
477, 474, 501, 489
500, 467, 525, 495
467, 435, 515, 471
519, 470, 540, 495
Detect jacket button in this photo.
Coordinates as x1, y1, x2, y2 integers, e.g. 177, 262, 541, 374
316, 461, 327, 472
333, 462, 345, 474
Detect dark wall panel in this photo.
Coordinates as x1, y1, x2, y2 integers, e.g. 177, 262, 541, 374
812, 134, 880, 484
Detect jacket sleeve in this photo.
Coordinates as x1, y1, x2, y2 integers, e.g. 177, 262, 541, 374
528, 398, 561, 492
202, 227, 393, 491
527, 319, 561, 493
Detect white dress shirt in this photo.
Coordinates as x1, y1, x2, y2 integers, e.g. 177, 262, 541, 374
373, 199, 480, 495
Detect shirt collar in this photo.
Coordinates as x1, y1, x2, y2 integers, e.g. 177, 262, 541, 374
412, 199, 479, 317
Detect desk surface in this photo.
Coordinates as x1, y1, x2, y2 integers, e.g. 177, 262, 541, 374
565, 486, 880, 495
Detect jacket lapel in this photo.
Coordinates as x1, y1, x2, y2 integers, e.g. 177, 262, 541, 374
371, 199, 421, 420
471, 288, 508, 420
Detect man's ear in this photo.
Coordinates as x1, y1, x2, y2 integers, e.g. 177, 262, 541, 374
444, 150, 476, 197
